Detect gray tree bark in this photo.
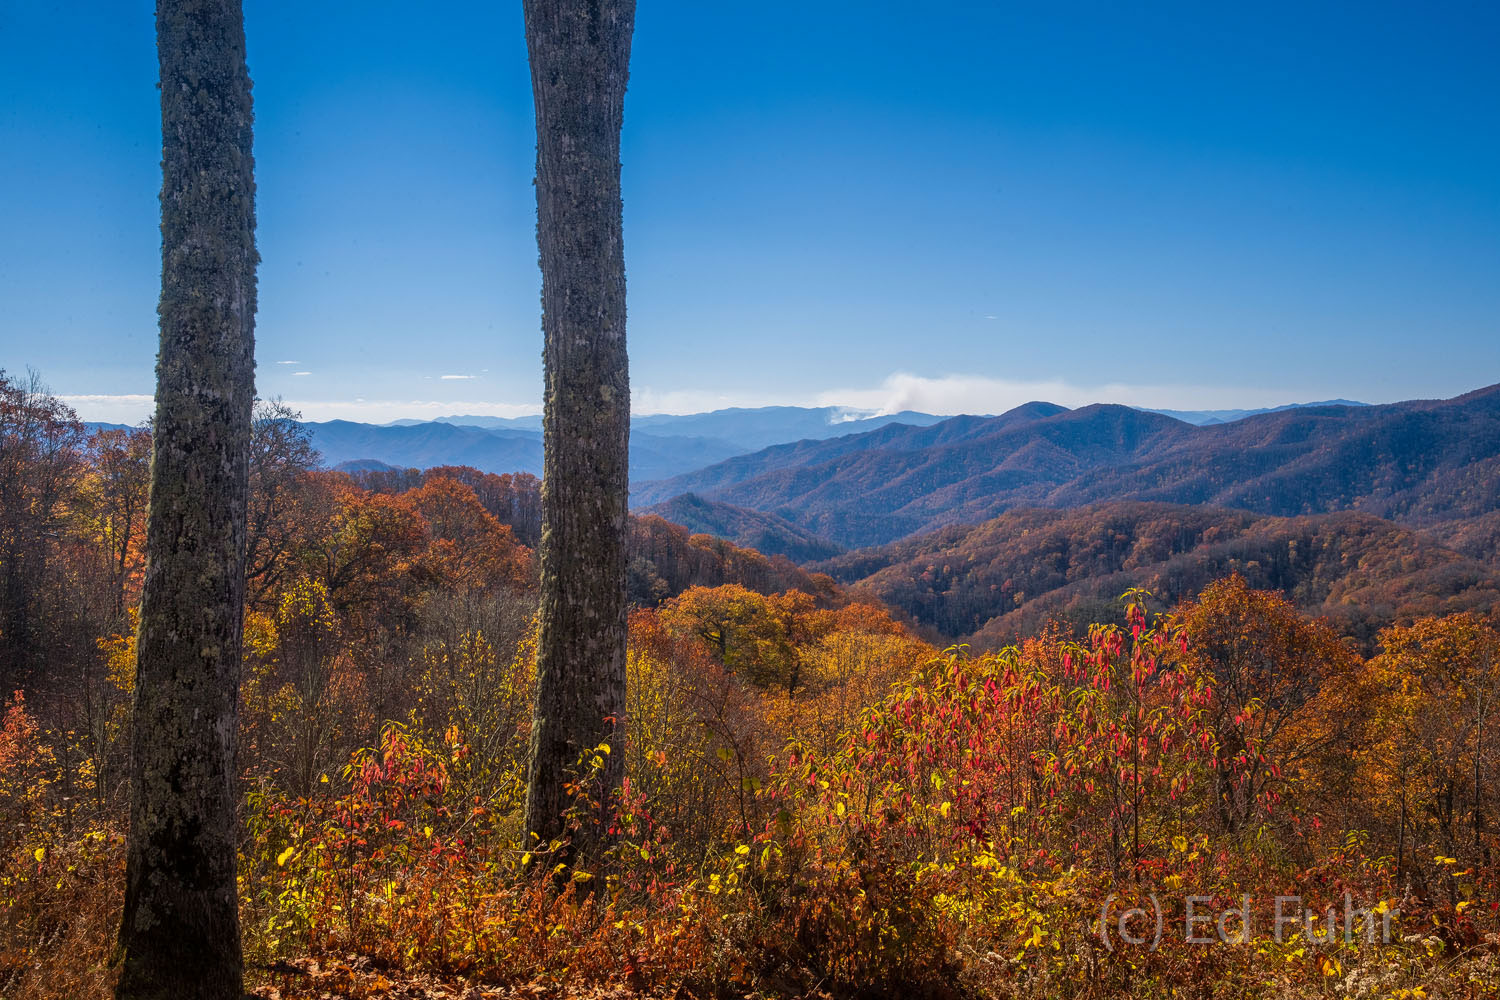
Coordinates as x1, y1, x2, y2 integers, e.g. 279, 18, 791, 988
521, 0, 636, 859
115, 1, 257, 996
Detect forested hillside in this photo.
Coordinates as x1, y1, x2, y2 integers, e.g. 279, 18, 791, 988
0, 384, 835, 704
635, 385, 1500, 552
822, 501, 1500, 647
640, 492, 846, 562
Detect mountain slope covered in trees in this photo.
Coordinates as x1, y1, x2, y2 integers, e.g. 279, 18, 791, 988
822, 501, 1500, 647
639, 492, 845, 562
635, 385, 1500, 552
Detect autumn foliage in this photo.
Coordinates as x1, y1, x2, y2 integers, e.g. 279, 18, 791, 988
0, 373, 1497, 998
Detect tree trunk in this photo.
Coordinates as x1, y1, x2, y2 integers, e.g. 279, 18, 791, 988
115, 2, 257, 997
521, 0, 635, 860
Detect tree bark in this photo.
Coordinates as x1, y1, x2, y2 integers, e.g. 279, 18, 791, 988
115, 1, 257, 996
521, 0, 635, 860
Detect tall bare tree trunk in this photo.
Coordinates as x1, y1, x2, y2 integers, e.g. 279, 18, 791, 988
522, 0, 635, 859
115, 1, 257, 996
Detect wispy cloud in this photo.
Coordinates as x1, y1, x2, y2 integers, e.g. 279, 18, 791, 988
813, 373, 1294, 416
631, 386, 799, 415
58, 394, 154, 424
440, 374, 476, 381
293, 371, 312, 376
275, 360, 300, 365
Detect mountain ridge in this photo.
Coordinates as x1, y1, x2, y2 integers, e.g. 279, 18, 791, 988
818, 500, 1500, 649
631, 385, 1500, 552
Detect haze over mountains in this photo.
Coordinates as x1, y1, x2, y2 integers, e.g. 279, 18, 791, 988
303, 406, 949, 482
294, 400, 1373, 484
390, 406, 948, 452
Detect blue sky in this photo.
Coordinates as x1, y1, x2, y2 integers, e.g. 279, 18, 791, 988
2, 0, 1497, 423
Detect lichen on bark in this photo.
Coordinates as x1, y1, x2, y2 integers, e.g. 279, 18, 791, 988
521, 0, 637, 861
114, 1, 257, 997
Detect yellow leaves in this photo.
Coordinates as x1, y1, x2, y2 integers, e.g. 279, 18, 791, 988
1171, 834, 1189, 852
1391, 988, 1429, 1000
31, 847, 44, 864
938, 801, 952, 818
734, 844, 750, 855
276, 846, 296, 867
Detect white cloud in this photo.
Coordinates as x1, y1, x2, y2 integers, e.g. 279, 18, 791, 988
275, 360, 300, 365
59, 394, 154, 424
630, 386, 799, 415
293, 371, 312, 376
440, 374, 476, 380
812, 373, 1296, 416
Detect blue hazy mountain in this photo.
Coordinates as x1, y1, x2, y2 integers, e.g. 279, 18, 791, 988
304, 420, 749, 484
629, 407, 947, 451
390, 406, 946, 452
310, 406, 950, 482
1141, 400, 1368, 425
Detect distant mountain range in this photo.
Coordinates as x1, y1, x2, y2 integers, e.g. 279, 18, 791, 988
1141, 399, 1368, 425
88, 399, 1374, 485
631, 386, 1500, 553
306, 407, 952, 482
305, 420, 749, 484
383, 406, 947, 452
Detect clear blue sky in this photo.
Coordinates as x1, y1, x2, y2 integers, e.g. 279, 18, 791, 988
2, 1, 1497, 422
